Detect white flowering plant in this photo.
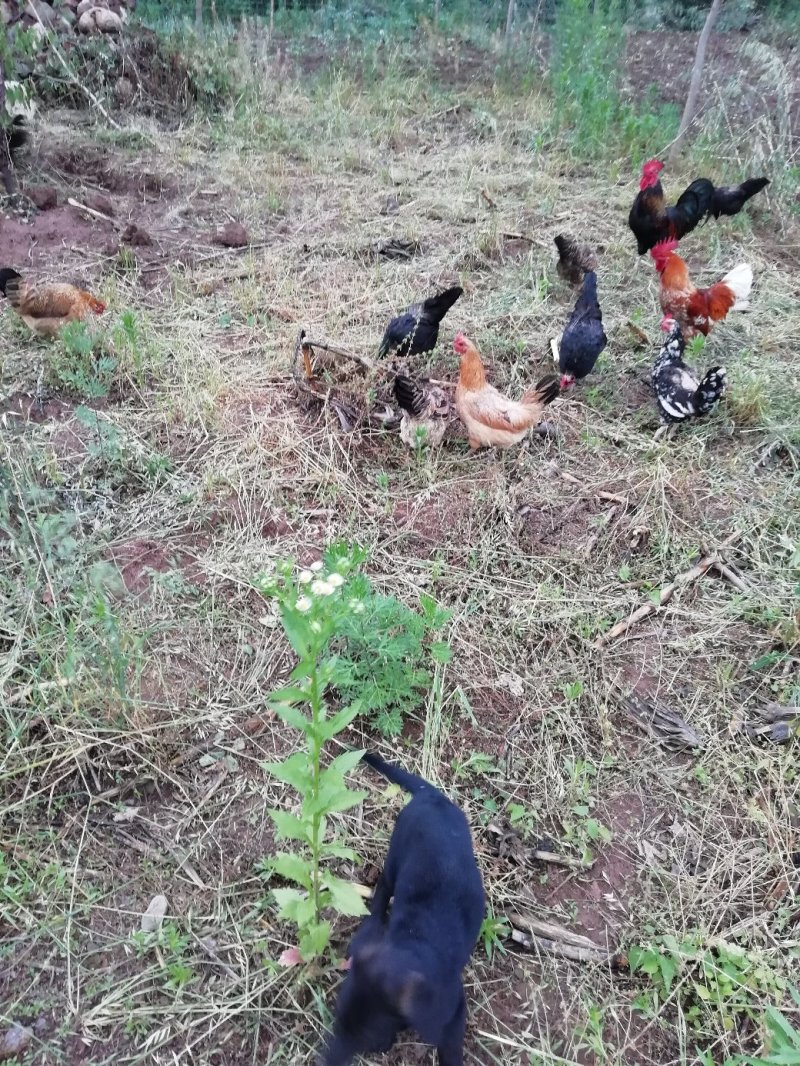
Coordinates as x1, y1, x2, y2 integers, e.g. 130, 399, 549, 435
254, 544, 370, 961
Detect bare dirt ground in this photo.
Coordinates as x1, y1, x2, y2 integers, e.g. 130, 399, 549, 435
1, 21, 799, 1066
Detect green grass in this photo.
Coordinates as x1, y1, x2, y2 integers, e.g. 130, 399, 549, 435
1, 13, 799, 1066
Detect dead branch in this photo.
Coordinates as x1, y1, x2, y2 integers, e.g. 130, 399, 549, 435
486, 823, 591, 870
67, 197, 121, 231
668, 0, 722, 163
301, 336, 379, 374
595, 530, 742, 648
507, 912, 624, 966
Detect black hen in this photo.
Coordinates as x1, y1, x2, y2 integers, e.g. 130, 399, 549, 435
711, 177, 770, 218
559, 271, 607, 387
652, 320, 727, 427
378, 285, 463, 359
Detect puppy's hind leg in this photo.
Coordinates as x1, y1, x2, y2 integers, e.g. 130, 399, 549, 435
436, 986, 466, 1066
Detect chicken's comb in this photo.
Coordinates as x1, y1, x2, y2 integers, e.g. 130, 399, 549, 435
651, 238, 679, 260
642, 158, 664, 172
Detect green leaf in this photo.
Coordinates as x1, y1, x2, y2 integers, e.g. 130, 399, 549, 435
318, 842, 360, 861
321, 874, 369, 917
269, 685, 309, 705
318, 702, 362, 740
271, 886, 305, 918
268, 809, 310, 843
280, 605, 312, 658
299, 920, 331, 960
308, 785, 367, 817
658, 953, 678, 994
326, 748, 365, 780
263, 752, 311, 792
271, 701, 313, 733
430, 641, 453, 664
269, 852, 313, 889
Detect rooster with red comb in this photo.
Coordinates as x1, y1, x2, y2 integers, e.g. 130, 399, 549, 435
628, 159, 768, 256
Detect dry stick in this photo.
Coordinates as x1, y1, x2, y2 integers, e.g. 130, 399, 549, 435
594, 530, 743, 649
668, 0, 722, 164
485, 824, 590, 869
67, 197, 121, 231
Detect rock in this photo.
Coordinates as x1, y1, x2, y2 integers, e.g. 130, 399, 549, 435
0, 1, 19, 25
94, 7, 122, 30
212, 221, 249, 248
76, 0, 97, 13
26, 185, 58, 210
0, 1025, 33, 1062
140, 894, 168, 933
77, 5, 122, 32
25, 0, 56, 24
85, 191, 114, 217
121, 222, 153, 247
115, 76, 135, 105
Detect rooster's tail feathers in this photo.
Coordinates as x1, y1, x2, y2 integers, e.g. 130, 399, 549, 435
522, 373, 561, 408
695, 366, 727, 415
721, 262, 753, 310
421, 285, 463, 323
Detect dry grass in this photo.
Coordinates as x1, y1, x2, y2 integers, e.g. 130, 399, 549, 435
1, 22, 799, 1066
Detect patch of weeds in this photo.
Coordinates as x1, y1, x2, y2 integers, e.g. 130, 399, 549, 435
73, 407, 174, 490
630, 933, 787, 1033
479, 909, 510, 962
547, 0, 678, 160
256, 543, 451, 739
727, 373, 769, 427
561, 757, 612, 862
50, 321, 117, 399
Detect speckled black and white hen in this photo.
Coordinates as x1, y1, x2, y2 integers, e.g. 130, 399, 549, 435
652, 319, 727, 428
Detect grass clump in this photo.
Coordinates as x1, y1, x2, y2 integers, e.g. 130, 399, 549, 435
548, 0, 679, 160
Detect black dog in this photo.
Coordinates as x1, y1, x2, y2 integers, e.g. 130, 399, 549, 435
321, 752, 485, 1066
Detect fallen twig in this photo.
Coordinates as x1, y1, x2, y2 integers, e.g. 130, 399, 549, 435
301, 336, 379, 374
67, 197, 121, 231
507, 912, 624, 966
616, 688, 705, 749
486, 823, 591, 870
595, 530, 742, 649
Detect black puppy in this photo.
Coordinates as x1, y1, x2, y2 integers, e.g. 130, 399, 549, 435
322, 752, 485, 1066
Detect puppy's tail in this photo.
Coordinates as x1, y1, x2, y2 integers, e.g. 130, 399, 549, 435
362, 752, 431, 795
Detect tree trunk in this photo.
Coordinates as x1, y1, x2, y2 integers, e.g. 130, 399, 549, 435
0, 54, 19, 196
195, 0, 203, 34
434, 0, 441, 27
668, 0, 723, 163
270, 0, 275, 38
504, 0, 515, 51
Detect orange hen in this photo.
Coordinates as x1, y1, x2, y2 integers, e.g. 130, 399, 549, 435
0, 269, 106, 338
454, 333, 560, 450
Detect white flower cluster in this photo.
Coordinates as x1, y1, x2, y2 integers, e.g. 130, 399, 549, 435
295, 561, 347, 613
